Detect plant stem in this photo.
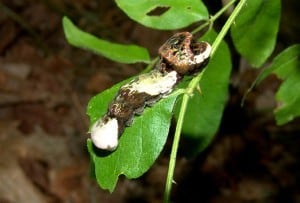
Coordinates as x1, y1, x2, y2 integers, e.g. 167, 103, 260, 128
163, 0, 247, 202
143, 57, 158, 73
163, 93, 188, 201
211, 0, 246, 57
192, 0, 237, 34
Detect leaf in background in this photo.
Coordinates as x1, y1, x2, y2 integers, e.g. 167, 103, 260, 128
87, 78, 180, 192
276, 72, 300, 125
115, 0, 208, 30
248, 45, 300, 125
174, 30, 232, 155
62, 16, 150, 64
231, 0, 281, 67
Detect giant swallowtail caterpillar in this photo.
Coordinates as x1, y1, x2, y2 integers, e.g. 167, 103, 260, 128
91, 32, 211, 151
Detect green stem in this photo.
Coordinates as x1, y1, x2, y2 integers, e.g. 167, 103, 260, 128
163, 0, 247, 202
163, 92, 188, 201
143, 57, 158, 73
192, 0, 237, 34
211, 0, 246, 57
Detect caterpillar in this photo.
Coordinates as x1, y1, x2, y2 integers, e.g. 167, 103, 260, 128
90, 32, 211, 151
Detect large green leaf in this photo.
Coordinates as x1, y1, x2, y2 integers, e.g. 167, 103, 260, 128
87, 78, 180, 192
231, 0, 281, 67
62, 16, 150, 64
174, 30, 232, 154
115, 0, 208, 30
251, 45, 300, 125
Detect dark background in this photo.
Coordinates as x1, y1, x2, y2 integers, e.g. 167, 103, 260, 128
0, 0, 299, 202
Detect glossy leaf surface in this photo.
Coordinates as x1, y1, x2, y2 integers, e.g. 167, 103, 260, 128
87, 78, 180, 192
63, 17, 150, 64
115, 0, 208, 30
231, 0, 281, 67
251, 45, 300, 125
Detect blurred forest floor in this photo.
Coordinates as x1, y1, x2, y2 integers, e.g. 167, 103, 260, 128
0, 0, 299, 203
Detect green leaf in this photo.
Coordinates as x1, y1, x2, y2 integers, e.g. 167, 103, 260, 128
253, 45, 300, 125
115, 0, 208, 30
231, 0, 281, 67
256, 45, 300, 83
174, 30, 232, 154
87, 78, 180, 192
62, 16, 150, 64
275, 72, 300, 125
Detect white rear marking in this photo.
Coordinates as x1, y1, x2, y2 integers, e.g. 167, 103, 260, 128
91, 117, 119, 151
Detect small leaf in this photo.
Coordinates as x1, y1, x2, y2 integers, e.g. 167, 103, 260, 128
174, 30, 232, 154
275, 72, 300, 125
255, 45, 300, 83
231, 0, 281, 67
115, 0, 208, 30
87, 78, 180, 192
62, 16, 150, 64
252, 45, 300, 125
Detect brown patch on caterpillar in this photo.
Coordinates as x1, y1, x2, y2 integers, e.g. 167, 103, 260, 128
108, 103, 133, 124
108, 85, 165, 126
109, 92, 148, 124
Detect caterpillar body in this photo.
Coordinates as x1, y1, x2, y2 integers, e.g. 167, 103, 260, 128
91, 32, 211, 151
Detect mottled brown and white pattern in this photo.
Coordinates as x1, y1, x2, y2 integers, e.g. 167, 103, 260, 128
91, 32, 211, 151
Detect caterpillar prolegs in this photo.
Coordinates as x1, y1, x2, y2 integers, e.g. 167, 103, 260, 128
91, 32, 211, 151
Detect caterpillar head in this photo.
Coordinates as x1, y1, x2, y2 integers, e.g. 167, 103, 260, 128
158, 32, 211, 75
